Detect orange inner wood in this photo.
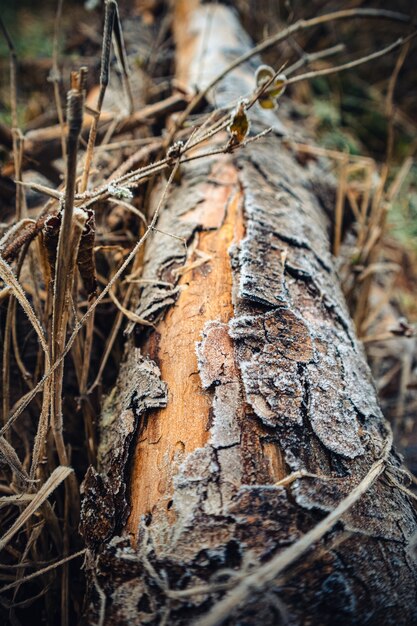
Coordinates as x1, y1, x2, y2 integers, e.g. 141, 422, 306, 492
127, 160, 244, 536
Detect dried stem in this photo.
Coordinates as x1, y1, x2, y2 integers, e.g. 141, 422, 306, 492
284, 32, 417, 89
0, 466, 73, 553
111, 1, 134, 114
80, 0, 116, 193
284, 42, 345, 75
333, 155, 349, 256
0, 17, 26, 219
48, 0, 66, 164
2, 297, 14, 427
50, 78, 85, 522
0, 549, 85, 594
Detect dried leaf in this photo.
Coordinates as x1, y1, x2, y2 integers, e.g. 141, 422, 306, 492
42, 213, 62, 284
228, 100, 250, 144
255, 64, 275, 86
255, 64, 287, 109
77, 208, 97, 297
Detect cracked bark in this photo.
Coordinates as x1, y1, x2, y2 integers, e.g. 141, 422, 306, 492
80, 3, 417, 625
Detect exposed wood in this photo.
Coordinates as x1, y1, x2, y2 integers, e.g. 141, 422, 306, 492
128, 161, 244, 528
80, 4, 417, 626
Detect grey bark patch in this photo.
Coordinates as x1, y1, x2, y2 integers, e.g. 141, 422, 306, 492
239, 222, 288, 306
196, 320, 243, 448
230, 308, 314, 362
307, 337, 364, 459
292, 464, 417, 542
196, 320, 237, 388
337, 338, 384, 421
229, 309, 313, 427
81, 349, 167, 542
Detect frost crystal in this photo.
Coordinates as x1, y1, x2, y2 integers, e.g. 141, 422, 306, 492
107, 184, 133, 200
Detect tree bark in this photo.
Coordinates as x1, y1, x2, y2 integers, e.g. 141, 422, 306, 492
80, 3, 417, 625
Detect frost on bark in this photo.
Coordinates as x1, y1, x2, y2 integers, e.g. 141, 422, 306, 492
80, 4, 417, 625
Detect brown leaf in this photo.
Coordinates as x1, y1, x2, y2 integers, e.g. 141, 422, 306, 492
228, 100, 250, 144
77, 208, 97, 297
255, 64, 287, 109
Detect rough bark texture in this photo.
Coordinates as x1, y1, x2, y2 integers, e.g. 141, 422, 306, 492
81, 3, 417, 625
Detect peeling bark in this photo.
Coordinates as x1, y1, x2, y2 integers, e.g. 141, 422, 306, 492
80, 3, 417, 625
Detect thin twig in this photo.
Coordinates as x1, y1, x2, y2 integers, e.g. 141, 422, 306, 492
50, 76, 86, 518
0, 17, 26, 220
111, 1, 134, 114
48, 0, 66, 164
0, 549, 85, 594
284, 32, 417, 89
285, 43, 345, 75
80, 0, 116, 193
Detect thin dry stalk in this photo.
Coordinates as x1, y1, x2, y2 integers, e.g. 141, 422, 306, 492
333, 155, 348, 256
48, 77, 86, 553
61, 480, 70, 626
2, 297, 14, 427
2, 239, 36, 436
11, 296, 34, 390
80, 0, 116, 193
48, 0, 66, 163
108, 284, 154, 326
345, 186, 362, 223
69, 303, 97, 465
0, 17, 26, 219
0, 258, 49, 359
0, 549, 85, 594
284, 32, 417, 90
11, 522, 44, 607
0, 252, 51, 477
0, 436, 31, 483
285, 43, 345, 75
77, 3, 118, 425
387, 156, 413, 202
51, 79, 85, 467
0, 494, 34, 508
111, 1, 134, 114
87, 282, 134, 393
0, 466, 73, 553
385, 40, 411, 168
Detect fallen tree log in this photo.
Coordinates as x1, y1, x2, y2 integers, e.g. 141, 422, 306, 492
81, 3, 417, 625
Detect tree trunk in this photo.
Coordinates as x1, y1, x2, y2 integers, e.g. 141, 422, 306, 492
80, 3, 417, 625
